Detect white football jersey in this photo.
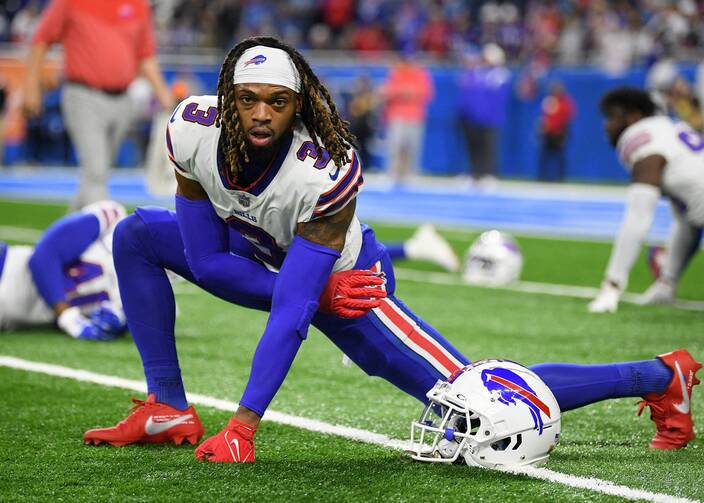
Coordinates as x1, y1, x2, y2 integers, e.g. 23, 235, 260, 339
617, 115, 704, 226
166, 95, 364, 272
0, 201, 125, 329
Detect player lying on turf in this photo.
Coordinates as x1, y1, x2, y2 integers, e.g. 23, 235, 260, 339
83, 38, 701, 462
0, 200, 128, 340
589, 87, 704, 313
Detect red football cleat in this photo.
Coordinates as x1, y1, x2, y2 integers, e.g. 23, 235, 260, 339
637, 349, 702, 450
83, 394, 204, 447
195, 416, 256, 463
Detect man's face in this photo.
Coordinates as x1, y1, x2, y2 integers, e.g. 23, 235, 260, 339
603, 106, 632, 147
234, 83, 300, 156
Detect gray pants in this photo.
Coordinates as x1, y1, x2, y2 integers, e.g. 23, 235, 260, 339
386, 119, 425, 182
62, 83, 133, 210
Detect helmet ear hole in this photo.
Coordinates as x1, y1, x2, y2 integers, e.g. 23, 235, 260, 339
490, 437, 512, 451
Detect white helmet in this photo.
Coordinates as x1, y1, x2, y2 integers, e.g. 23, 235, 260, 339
463, 230, 522, 286
410, 359, 561, 468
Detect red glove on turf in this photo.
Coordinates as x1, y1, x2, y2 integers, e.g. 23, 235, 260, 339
319, 269, 387, 318
194, 417, 256, 463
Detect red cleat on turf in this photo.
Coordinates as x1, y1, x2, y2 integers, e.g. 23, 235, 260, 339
637, 349, 702, 450
195, 417, 256, 463
83, 394, 204, 447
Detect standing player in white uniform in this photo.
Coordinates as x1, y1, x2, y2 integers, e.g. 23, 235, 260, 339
84, 38, 701, 460
0, 200, 127, 340
590, 87, 704, 313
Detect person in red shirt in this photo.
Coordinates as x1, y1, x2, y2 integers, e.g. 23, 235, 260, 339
538, 80, 576, 181
21, 0, 173, 210
381, 52, 434, 184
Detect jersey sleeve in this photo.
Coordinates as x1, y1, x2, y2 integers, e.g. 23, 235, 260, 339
308, 149, 364, 221
617, 118, 672, 170
165, 96, 217, 181
80, 200, 126, 235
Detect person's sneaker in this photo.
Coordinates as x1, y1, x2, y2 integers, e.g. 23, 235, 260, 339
84, 394, 204, 447
637, 349, 702, 449
404, 224, 460, 272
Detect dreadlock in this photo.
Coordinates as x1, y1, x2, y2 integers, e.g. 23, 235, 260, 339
216, 36, 357, 183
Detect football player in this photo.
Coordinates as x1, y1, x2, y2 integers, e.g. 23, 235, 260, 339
0, 200, 127, 340
84, 38, 701, 461
589, 87, 704, 313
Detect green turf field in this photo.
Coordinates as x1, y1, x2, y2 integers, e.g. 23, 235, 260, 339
0, 198, 703, 501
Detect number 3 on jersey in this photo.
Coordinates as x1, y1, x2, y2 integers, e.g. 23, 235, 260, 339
226, 216, 286, 269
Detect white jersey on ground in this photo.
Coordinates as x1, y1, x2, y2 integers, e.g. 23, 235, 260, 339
166, 95, 364, 272
0, 201, 125, 329
617, 115, 704, 226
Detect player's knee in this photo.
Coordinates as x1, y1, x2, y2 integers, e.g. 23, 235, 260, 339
113, 213, 153, 261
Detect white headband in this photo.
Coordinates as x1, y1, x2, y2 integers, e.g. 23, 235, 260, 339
233, 46, 301, 93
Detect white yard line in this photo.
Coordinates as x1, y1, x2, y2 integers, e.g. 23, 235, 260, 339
394, 268, 704, 312
0, 355, 697, 503
0, 225, 43, 242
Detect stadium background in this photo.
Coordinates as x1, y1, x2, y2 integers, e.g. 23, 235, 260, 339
0, 1, 703, 501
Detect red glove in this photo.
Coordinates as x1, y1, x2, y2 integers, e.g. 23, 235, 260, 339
194, 417, 256, 463
319, 269, 387, 318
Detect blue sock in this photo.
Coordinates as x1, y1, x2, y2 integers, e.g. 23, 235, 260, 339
386, 243, 406, 262
113, 214, 188, 411
530, 359, 673, 412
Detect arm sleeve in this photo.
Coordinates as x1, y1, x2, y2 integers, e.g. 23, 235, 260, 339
239, 235, 341, 416
31, 0, 67, 46
28, 212, 101, 308
605, 183, 661, 288
175, 195, 275, 303
661, 206, 703, 283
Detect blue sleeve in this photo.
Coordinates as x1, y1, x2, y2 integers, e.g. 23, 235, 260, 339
239, 235, 340, 416
28, 212, 101, 308
175, 195, 275, 303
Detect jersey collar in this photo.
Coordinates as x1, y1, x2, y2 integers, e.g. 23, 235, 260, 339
216, 131, 294, 196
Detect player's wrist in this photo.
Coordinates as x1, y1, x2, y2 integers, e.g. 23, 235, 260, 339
234, 406, 261, 430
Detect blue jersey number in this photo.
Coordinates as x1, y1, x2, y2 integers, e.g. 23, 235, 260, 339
64, 261, 109, 307
678, 130, 704, 152
296, 141, 332, 170
182, 102, 217, 127
226, 216, 285, 269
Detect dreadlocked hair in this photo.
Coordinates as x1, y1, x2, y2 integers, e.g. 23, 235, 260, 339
216, 36, 357, 182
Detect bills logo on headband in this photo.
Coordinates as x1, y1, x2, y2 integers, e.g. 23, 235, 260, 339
245, 55, 267, 66
481, 367, 552, 434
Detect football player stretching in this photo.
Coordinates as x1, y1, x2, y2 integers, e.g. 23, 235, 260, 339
0, 200, 127, 340
590, 87, 704, 313
84, 38, 701, 462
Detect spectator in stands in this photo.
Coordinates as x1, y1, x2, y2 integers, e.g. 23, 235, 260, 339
382, 51, 434, 184
537, 81, 575, 182
21, 0, 173, 211
0, 77, 6, 166
457, 44, 511, 185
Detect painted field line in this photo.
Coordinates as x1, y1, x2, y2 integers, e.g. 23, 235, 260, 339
394, 268, 704, 312
0, 225, 43, 242
0, 355, 696, 503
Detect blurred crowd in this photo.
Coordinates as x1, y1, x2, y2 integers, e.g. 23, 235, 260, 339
4, 0, 704, 67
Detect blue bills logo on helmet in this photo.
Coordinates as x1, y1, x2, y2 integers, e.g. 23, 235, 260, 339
481, 367, 552, 434
244, 55, 267, 66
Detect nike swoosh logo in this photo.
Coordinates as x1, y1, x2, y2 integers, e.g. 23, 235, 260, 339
673, 361, 690, 414
169, 103, 182, 123
144, 414, 193, 435
329, 166, 341, 181
230, 437, 241, 460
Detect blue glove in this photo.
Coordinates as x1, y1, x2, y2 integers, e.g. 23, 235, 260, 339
57, 306, 118, 341
89, 302, 127, 335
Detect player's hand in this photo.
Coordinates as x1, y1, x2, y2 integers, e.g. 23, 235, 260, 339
195, 417, 256, 463
641, 279, 676, 305
588, 281, 620, 313
319, 269, 387, 318
89, 302, 127, 335
57, 306, 116, 341
22, 82, 43, 118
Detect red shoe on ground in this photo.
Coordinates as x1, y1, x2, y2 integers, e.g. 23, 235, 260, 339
84, 394, 204, 447
195, 416, 256, 463
638, 349, 702, 450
